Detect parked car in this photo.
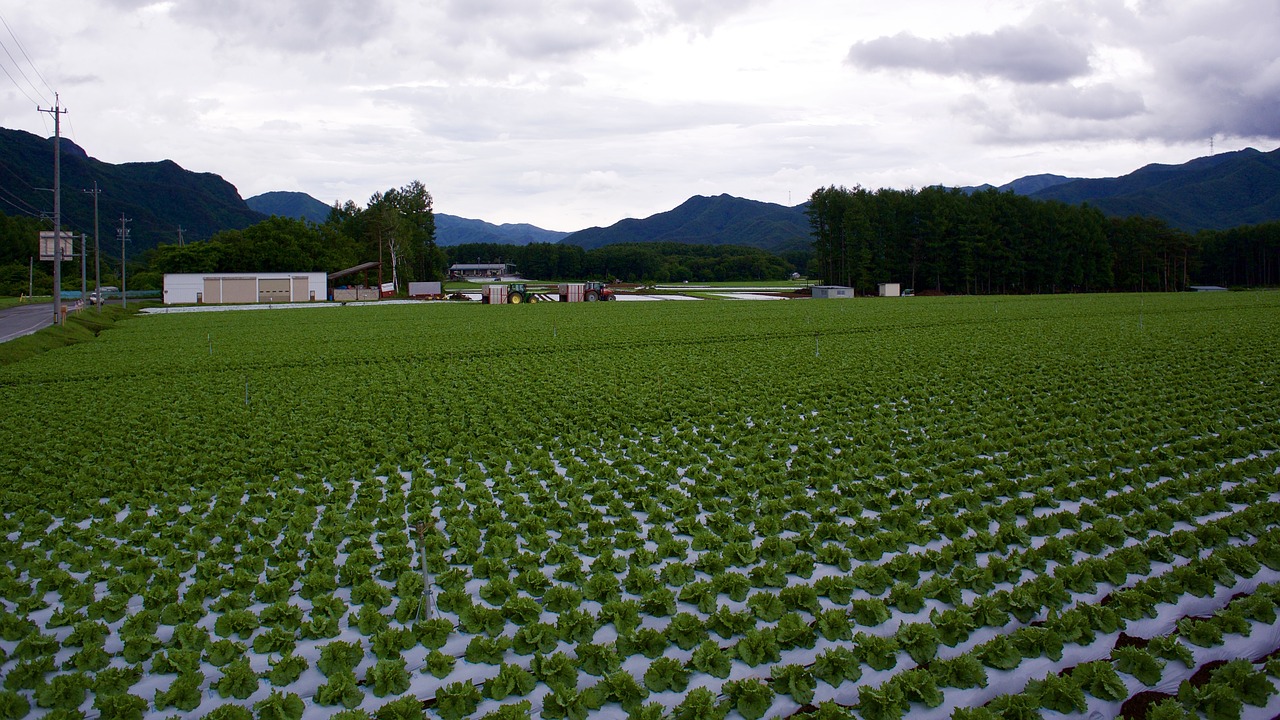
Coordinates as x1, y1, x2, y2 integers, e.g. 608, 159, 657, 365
88, 286, 118, 305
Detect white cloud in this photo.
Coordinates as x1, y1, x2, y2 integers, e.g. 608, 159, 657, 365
2, 0, 1276, 231
847, 25, 1093, 84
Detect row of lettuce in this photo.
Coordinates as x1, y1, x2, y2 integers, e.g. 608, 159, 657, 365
0, 294, 1278, 719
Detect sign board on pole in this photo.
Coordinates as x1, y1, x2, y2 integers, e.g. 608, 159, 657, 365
39, 231, 76, 261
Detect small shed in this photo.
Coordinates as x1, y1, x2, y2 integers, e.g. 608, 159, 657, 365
812, 285, 854, 299
878, 283, 901, 297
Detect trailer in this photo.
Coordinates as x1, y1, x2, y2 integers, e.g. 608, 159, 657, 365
482, 285, 508, 304
408, 281, 444, 300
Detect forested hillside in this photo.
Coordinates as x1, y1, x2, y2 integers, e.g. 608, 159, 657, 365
0, 127, 265, 250
807, 185, 1280, 294
564, 194, 811, 252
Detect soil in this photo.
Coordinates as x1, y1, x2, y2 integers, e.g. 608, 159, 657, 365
1186, 659, 1228, 687
1113, 632, 1151, 650
1119, 690, 1176, 719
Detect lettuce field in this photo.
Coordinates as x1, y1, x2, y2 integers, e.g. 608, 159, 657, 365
1, 292, 1279, 720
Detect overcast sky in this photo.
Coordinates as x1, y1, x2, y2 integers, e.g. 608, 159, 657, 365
3, 0, 1278, 231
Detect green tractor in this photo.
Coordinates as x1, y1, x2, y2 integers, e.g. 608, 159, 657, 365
507, 283, 539, 304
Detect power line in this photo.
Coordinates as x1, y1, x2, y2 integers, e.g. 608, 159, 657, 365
0, 51, 42, 106
0, 12, 52, 100
0, 186, 41, 217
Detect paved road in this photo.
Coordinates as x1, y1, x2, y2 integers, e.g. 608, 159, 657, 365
0, 303, 56, 343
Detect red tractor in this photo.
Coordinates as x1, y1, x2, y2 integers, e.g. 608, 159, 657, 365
583, 281, 614, 302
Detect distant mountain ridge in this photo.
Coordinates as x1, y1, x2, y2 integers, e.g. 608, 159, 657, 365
246, 191, 570, 246
562, 194, 812, 252
245, 191, 332, 224
7, 124, 1279, 259
959, 173, 1079, 195
433, 214, 570, 246
0, 127, 265, 252
1028, 147, 1280, 231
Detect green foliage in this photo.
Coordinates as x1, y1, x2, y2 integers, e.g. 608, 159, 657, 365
597, 670, 648, 712
154, 672, 204, 712
34, 672, 90, 711
812, 645, 862, 688
1071, 660, 1128, 701
1112, 645, 1165, 686
643, 656, 690, 693
213, 658, 260, 699
0, 690, 29, 720
424, 650, 456, 679
265, 652, 309, 687
671, 687, 727, 720
203, 706, 255, 720
366, 657, 411, 697
483, 663, 536, 701
318, 640, 365, 677
690, 639, 732, 678
857, 682, 908, 720
734, 627, 782, 667
770, 664, 816, 705
724, 678, 775, 720
931, 655, 988, 690
253, 691, 305, 720
1025, 672, 1086, 714
376, 694, 426, 720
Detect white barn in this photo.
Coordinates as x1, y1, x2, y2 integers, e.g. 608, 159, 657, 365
163, 273, 327, 305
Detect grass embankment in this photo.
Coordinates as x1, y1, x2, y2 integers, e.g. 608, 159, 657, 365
0, 305, 140, 365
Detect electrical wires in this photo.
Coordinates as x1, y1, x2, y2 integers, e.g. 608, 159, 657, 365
0, 12, 53, 107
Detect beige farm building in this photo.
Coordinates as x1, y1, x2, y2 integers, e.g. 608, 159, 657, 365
162, 273, 327, 305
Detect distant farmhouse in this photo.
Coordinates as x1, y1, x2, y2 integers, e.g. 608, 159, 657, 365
449, 263, 514, 279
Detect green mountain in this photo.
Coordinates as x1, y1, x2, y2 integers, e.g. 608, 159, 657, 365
245, 191, 332, 224
248, 189, 569, 246
1029, 147, 1280, 231
0, 127, 265, 251
563, 194, 811, 252
433, 214, 570, 246
959, 173, 1078, 195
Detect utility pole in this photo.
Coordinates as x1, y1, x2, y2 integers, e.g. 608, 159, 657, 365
38, 93, 67, 324
80, 233, 86, 302
117, 215, 131, 308
84, 182, 101, 312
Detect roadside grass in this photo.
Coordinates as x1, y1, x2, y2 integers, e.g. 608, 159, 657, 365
0, 305, 139, 365
0, 296, 30, 310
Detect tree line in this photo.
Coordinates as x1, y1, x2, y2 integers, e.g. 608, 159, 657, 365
806, 185, 1279, 294
3, 180, 1279, 296
446, 242, 806, 283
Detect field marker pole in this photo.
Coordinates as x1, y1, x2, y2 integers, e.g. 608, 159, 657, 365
415, 521, 435, 620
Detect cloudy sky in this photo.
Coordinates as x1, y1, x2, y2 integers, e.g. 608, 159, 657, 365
3, 0, 1278, 231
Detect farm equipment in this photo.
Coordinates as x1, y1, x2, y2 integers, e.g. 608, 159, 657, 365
507, 283, 538, 304
558, 281, 615, 302
408, 281, 445, 300
482, 283, 540, 304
